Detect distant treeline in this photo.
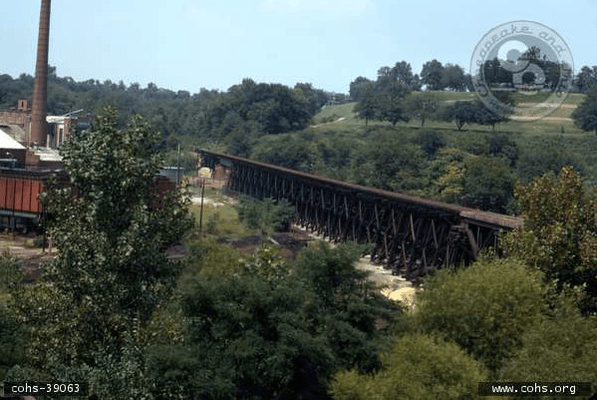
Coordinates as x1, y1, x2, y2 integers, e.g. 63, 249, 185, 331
2, 57, 597, 148
349, 57, 597, 102
0, 66, 347, 143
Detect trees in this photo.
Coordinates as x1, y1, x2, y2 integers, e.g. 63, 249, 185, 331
11, 106, 193, 397
499, 308, 597, 391
413, 257, 546, 373
573, 85, 597, 134
329, 334, 488, 400
0, 253, 25, 382
441, 63, 467, 91
294, 82, 330, 115
573, 65, 597, 93
462, 155, 513, 213
349, 76, 375, 102
477, 104, 509, 132
442, 100, 508, 133
391, 61, 420, 90
515, 138, 584, 184
149, 271, 335, 399
377, 82, 410, 126
488, 134, 518, 166
412, 130, 446, 159
251, 133, 316, 171
420, 59, 445, 91
236, 196, 296, 238
406, 92, 440, 127
352, 133, 429, 193
482, 58, 513, 87
147, 241, 400, 399
503, 166, 597, 315
443, 101, 484, 131
352, 84, 378, 126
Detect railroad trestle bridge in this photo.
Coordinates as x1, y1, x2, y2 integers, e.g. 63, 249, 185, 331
196, 149, 522, 282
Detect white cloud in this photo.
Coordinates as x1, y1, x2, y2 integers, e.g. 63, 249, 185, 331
262, 0, 373, 14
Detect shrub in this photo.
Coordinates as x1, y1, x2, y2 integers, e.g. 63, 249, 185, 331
462, 155, 513, 213
330, 333, 488, 400
236, 196, 296, 237
413, 130, 446, 159
413, 257, 546, 373
488, 134, 518, 166
500, 301, 597, 389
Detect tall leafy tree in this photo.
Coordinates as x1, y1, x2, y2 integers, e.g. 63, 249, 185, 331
353, 84, 378, 126
462, 155, 513, 213
11, 106, 194, 397
349, 76, 375, 102
413, 257, 547, 373
443, 100, 484, 131
391, 61, 419, 90
441, 63, 467, 91
406, 92, 440, 127
147, 242, 400, 399
420, 59, 445, 91
504, 166, 597, 315
574, 65, 597, 93
330, 333, 488, 400
482, 57, 513, 87
377, 82, 411, 125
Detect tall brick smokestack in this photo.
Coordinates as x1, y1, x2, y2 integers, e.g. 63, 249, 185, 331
30, 0, 51, 147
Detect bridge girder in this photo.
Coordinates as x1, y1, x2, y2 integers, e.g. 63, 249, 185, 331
196, 149, 519, 283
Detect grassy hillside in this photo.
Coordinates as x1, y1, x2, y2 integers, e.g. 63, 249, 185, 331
313, 91, 583, 133
252, 91, 597, 214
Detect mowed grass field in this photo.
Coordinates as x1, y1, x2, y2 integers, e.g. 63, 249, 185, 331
310, 91, 597, 187
314, 91, 582, 131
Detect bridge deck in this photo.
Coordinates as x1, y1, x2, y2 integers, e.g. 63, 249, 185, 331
196, 149, 522, 282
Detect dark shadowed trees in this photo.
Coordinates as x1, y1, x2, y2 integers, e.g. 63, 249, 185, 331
573, 85, 597, 134
443, 101, 483, 131
420, 59, 445, 91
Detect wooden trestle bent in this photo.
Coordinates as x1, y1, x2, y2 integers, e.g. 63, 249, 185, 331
195, 149, 522, 283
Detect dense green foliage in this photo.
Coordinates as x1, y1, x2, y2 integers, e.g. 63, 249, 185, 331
504, 166, 597, 315
3, 60, 597, 399
7, 107, 194, 397
499, 300, 597, 387
413, 257, 546, 373
330, 333, 488, 400
461, 155, 513, 212
0, 68, 336, 157
573, 84, 597, 134
236, 196, 296, 236
0, 253, 25, 382
146, 241, 401, 399
442, 100, 508, 132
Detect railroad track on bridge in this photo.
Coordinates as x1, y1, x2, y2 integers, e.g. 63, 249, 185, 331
195, 149, 522, 283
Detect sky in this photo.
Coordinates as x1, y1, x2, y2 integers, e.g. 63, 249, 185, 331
1, 0, 596, 95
